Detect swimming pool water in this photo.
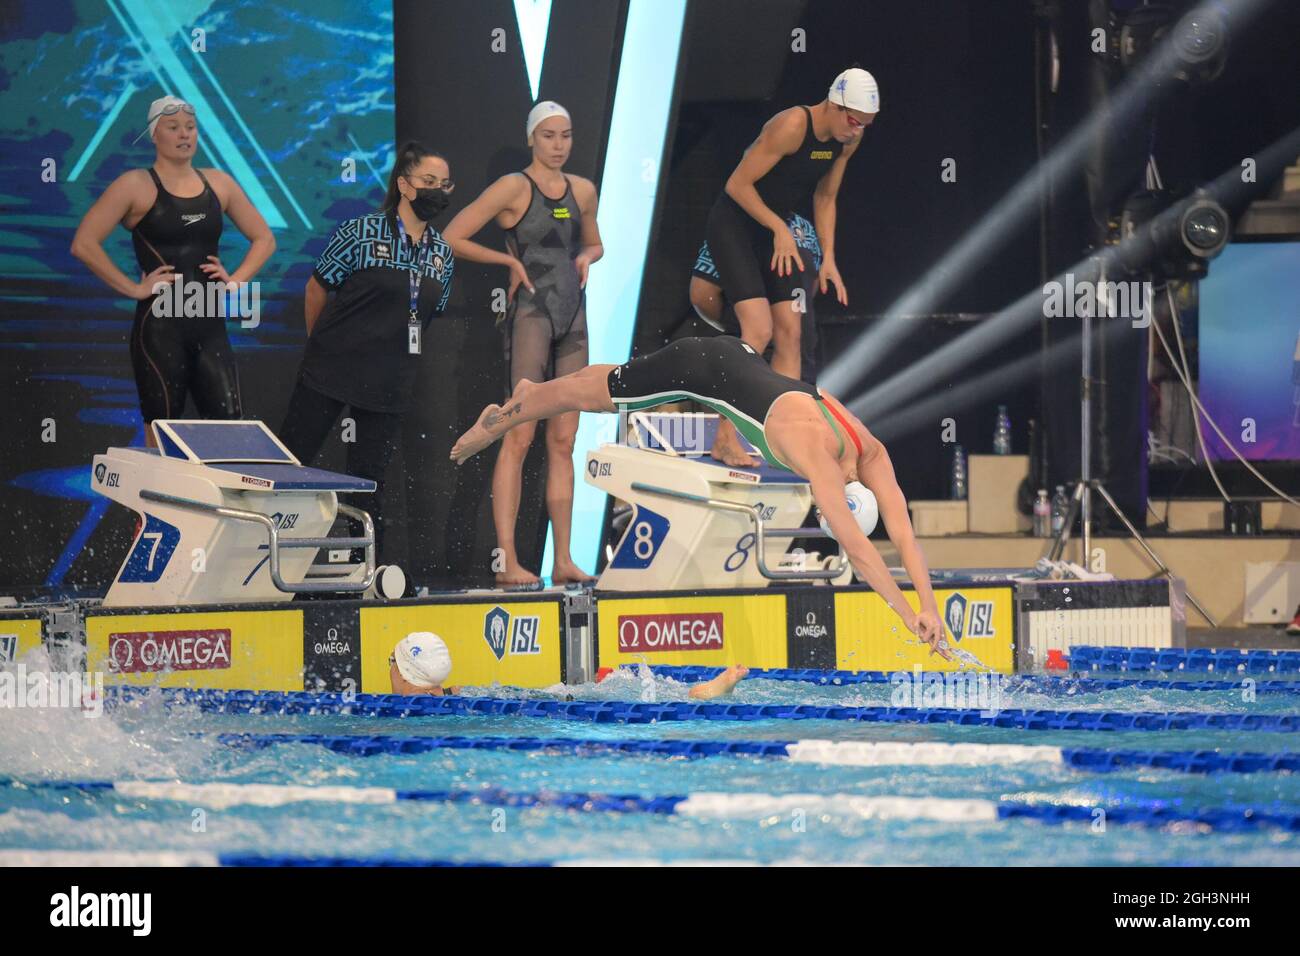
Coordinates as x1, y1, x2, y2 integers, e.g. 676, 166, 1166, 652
3, 662, 1300, 866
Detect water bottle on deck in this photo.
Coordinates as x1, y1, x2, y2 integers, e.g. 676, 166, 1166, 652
1033, 489, 1051, 537
993, 405, 1012, 455
1050, 485, 1070, 535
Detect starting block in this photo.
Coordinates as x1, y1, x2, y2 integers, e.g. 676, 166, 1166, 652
91, 420, 377, 607
585, 411, 848, 590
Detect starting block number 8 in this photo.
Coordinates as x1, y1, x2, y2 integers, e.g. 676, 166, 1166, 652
632, 521, 656, 559
725, 533, 755, 572
609, 506, 670, 570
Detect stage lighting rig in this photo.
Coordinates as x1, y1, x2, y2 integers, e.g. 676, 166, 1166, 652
1104, 1, 1228, 84
1117, 188, 1230, 280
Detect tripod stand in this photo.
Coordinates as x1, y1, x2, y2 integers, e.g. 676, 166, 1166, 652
1047, 255, 1216, 626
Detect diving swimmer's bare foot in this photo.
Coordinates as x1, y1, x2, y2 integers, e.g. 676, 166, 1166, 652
709, 435, 758, 468
452, 380, 541, 464
551, 560, 597, 585
451, 404, 503, 464
688, 664, 750, 700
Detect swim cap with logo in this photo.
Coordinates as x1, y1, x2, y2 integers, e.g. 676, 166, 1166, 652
526, 100, 571, 143
828, 68, 880, 114
393, 632, 453, 688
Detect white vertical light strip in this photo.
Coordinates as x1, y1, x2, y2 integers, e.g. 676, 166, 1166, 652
513, 0, 554, 102
542, 0, 688, 576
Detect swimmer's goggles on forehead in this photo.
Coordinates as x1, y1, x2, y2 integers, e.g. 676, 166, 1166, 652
133, 101, 196, 143
149, 101, 197, 123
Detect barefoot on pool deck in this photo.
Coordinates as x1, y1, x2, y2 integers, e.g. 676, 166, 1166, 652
688, 665, 750, 700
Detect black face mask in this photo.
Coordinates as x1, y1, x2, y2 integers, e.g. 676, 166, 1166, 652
408, 187, 450, 222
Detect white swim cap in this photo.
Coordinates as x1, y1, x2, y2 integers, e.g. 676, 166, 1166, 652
139, 95, 196, 142
828, 68, 880, 114
526, 100, 571, 144
818, 481, 879, 540
392, 631, 453, 689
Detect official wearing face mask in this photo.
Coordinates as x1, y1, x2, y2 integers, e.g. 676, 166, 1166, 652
278, 141, 456, 563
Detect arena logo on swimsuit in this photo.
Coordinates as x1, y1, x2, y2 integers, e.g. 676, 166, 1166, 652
617, 613, 724, 653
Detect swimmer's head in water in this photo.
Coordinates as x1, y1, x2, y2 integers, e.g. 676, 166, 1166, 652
139, 96, 197, 154
390, 631, 453, 694
827, 67, 879, 142
526, 100, 572, 166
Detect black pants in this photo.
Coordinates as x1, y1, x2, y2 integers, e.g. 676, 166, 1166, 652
277, 380, 402, 560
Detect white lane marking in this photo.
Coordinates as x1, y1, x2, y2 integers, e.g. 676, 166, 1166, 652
676, 792, 1000, 822
114, 781, 398, 809
556, 858, 855, 867
0, 850, 219, 867
787, 739, 1064, 767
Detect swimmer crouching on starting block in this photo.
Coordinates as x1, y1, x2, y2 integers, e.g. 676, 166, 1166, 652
452, 335, 952, 662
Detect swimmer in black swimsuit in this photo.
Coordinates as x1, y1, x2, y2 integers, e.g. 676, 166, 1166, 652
451, 336, 951, 659
690, 67, 876, 467
72, 96, 275, 445
443, 102, 604, 586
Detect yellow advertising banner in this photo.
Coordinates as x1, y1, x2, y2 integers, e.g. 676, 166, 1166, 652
597, 593, 787, 669
86, 610, 304, 690
834, 586, 1015, 674
360, 601, 562, 692
0, 617, 44, 663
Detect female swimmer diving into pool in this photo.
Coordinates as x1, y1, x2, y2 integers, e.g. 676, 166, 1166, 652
452, 335, 951, 658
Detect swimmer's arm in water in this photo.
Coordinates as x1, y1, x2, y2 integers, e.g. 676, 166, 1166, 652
442, 174, 534, 295
71, 171, 169, 300
204, 168, 275, 285
571, 176, 604, 288
725, 108, 807, 238
855, 434, 949, 656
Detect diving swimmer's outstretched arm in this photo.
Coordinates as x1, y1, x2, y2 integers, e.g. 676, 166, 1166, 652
786, 436, 951, 659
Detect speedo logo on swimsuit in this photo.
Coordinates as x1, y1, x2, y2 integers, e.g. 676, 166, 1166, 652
551, 207, 571, 219
809, 149, 834, 160
180, 213, 206, 225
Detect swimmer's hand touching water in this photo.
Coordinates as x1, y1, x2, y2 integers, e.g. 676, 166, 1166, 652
907, 608, 952, 660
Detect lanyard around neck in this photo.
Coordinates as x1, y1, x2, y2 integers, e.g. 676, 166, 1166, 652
394, 214, 431, 320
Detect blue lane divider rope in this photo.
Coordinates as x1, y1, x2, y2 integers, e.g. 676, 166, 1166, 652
104, 687, 1300, 732
1070, 645, 1300, 674
215, 733, 794, 759
218, 856, 547, 867
210, 732, 1300, 775
6, 776, 1300, 833
638, 664, 1300, 695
